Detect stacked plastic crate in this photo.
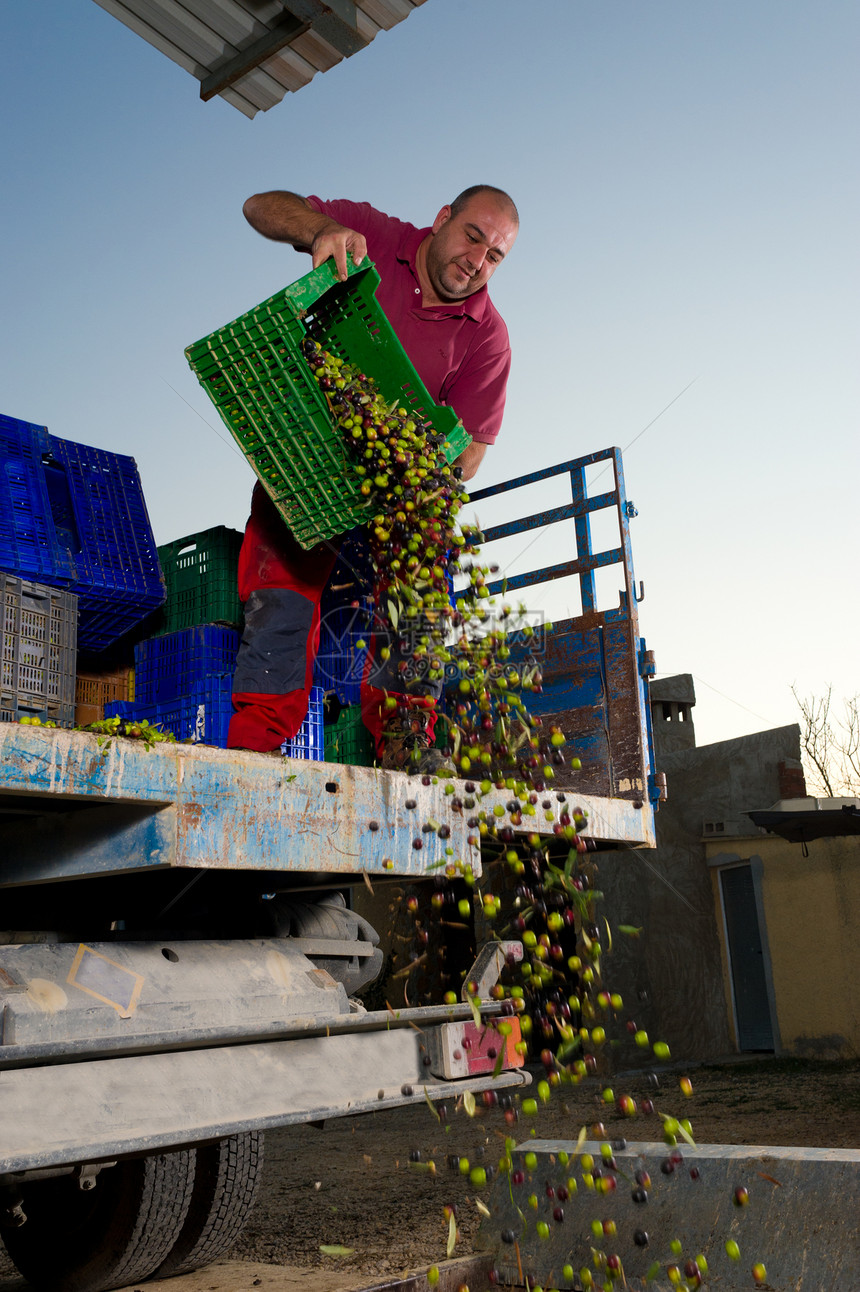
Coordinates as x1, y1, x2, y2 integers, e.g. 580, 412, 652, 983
105, 526, 323, 755
314, 528, 376, 766
0, 413, 165, 726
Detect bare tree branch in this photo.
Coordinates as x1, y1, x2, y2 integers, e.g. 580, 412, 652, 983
837, 694, 860, 792
792, 685, 860, 797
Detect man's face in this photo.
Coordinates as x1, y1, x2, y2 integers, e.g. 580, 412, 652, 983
424, 195, 518, 302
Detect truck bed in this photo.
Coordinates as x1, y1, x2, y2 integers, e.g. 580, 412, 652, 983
0, 724, 654, 894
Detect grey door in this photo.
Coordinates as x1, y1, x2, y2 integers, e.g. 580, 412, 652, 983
720, 864, 774, 1051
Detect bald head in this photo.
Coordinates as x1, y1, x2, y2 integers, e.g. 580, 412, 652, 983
421, 187, 518, 305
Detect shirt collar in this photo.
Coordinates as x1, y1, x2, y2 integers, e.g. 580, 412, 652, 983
396, 225, 487, 322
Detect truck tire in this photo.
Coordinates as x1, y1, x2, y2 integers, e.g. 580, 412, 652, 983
1, 1150, 195, 1292
150, 1131, 264, 1279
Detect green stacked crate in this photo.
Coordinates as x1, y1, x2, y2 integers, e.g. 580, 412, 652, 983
324, 706, 375, 768
185, 258, 471, 550
156, 526, 243, 635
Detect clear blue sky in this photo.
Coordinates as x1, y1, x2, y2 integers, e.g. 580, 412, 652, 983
2, 1, 857, 751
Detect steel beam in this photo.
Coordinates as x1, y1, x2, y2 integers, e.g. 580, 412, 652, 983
0, 1028, 530, 1172
200, 11, 309, 101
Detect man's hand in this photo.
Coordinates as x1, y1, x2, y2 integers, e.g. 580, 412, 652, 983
311, 225, 367, 281
454, 440, 488, 482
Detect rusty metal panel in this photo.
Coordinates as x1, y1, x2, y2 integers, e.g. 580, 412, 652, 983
0, 721, 656, 891
0, 725, 479, 883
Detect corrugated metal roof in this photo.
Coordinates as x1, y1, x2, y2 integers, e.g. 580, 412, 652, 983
93, 0, 429, 118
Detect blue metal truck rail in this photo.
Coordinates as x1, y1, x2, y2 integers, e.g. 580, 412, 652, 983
470, 446, 661, 816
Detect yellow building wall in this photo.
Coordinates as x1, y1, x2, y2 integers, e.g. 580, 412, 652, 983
707, 835, 860, 1058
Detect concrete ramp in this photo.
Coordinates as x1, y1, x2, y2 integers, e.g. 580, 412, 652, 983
477, 1139, 860, 1288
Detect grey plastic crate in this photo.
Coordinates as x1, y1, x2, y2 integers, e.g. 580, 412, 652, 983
1, 575, 77, 726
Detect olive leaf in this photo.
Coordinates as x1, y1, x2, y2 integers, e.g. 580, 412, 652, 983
446, 1209, 457, 1257
676, 1121, 698, 1149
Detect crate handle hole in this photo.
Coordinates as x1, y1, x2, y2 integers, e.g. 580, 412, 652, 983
162, 947, 180, 963
325, 782, 338, 794
177, 544, 198, 556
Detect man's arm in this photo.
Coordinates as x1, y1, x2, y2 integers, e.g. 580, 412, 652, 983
455, 440, 488, 482
246, 194, 492, 481
243, 190, 366, 281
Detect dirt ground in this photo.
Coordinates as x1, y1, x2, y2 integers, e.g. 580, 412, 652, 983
2, 1056, 859, 1288
228, 1056, 860, 1278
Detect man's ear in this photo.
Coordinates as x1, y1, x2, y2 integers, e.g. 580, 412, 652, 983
431, 205, 452, 234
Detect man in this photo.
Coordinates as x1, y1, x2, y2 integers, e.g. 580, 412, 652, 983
227, 186, 519, 763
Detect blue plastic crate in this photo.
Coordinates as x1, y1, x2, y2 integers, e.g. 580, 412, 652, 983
311, 528, 375, 702
313, 619, 369, 704
0, 415, 77, 585
105, 677, 233, 747
0, 414, 165, 652
106, 679, 324, 757
323, 528, 375, 610
46, 434, 165, 650
134, 626, 240, 705
279, 686, 324, 760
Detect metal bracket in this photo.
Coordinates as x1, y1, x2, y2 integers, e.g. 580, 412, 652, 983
639, 647, 657, 679
461, 941, 523, 1002
649, 771, 668, 804
74, 1162, 113, 1192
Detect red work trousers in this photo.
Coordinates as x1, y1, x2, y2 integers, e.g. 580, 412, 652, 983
228, 484, 437, 754
228, 485, 337, 753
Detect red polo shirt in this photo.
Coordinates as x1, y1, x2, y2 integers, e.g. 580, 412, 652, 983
307, 197, 510, 444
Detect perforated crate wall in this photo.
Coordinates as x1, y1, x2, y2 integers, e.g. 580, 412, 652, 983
323, 705, 375, 767
134, 625, 240, 705
1, 575, 77, 726
186, 258, 470, 550
47, 434, 165, 650
0, 415, 77, 585
0, 414, 165, 652
156, 526, 243, 635
106, 680, 324, 757
75, 668, 134, 728
313, 527, 373, 702
280, 686, 324, 760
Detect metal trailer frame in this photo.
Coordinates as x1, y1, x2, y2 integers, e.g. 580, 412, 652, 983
470, 446, 661, 816
0, 446, 657, 1183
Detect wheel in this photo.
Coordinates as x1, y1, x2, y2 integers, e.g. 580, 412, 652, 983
1, 1151, 195, 1292
150, 1131, 264, 1279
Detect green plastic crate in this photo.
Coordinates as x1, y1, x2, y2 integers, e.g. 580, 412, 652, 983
324, 705, 375, 767
156, 526, 243, 634
185, 258, 472, 550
